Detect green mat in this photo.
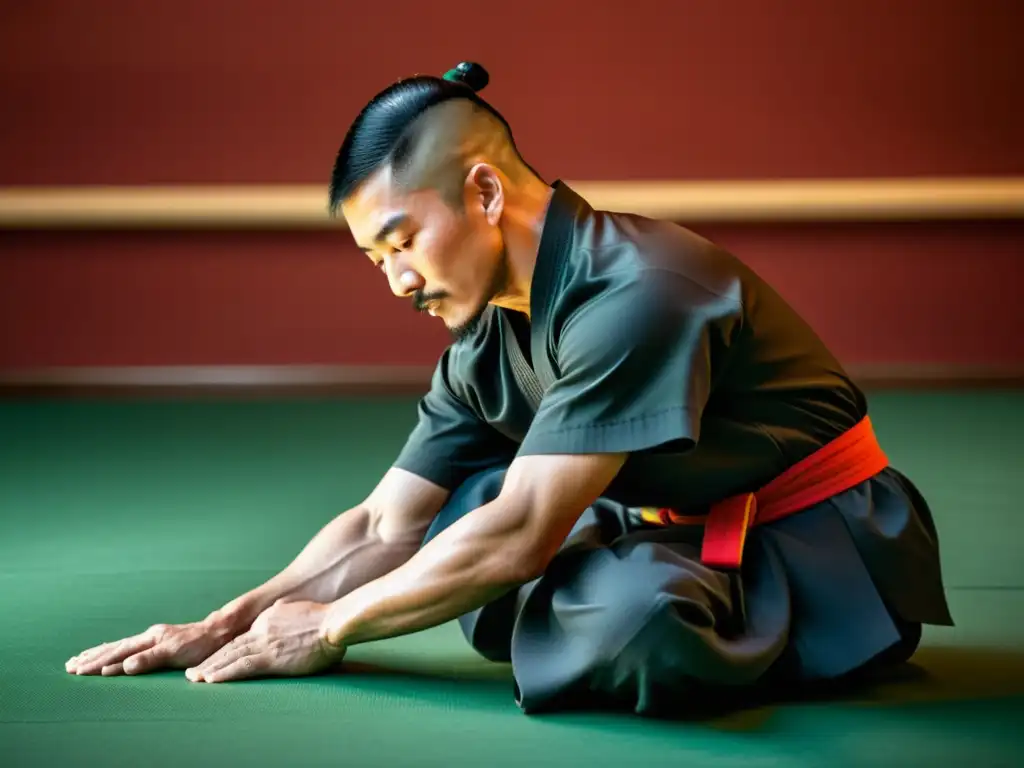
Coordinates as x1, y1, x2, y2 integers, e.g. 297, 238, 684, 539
2, 394, 1023, 766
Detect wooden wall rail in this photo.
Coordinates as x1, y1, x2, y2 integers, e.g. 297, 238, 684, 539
2, 178, 1024, 228
2, 364, 1023, 398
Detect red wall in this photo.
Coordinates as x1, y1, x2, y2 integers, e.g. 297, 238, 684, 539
2, 1, 1022, 370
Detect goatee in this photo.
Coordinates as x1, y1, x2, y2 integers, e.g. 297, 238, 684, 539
448, 251, 511, 343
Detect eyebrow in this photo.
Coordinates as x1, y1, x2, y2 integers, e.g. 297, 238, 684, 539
358, 213, 409, 253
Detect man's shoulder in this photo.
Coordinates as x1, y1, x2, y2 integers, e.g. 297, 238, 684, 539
553, 211, 746, 334
585, 208, 745, 281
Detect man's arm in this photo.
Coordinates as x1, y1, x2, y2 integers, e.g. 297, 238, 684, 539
317, 271, 735, 649
67, 467, 449, 677
211, 467, 450, 631
320, 452, 626, 648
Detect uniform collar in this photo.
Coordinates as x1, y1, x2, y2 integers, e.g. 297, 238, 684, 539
527, 181, 590, 388
530, 180, 588, 326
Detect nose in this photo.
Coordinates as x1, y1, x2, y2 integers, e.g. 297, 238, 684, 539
384, 254, 424, 297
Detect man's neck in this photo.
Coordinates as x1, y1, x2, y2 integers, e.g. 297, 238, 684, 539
489, 178, 556, 318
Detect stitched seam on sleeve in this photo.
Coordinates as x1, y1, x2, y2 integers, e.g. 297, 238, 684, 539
526, 405, 691, 436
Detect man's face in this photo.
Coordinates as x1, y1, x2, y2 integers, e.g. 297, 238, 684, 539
341, 165, 507, 340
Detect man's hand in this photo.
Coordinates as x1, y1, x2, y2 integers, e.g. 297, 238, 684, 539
185, 600, 345, 684
66, 617, 243, 677
65, 470, 446, 681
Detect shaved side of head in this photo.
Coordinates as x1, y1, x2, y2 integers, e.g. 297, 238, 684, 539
391, 99, 532, 208
329, 63, 541, 216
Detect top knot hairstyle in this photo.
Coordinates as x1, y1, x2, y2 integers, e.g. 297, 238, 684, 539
328, 62, 534, 215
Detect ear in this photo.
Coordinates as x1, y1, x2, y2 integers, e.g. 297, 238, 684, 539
464, 163, 504, 226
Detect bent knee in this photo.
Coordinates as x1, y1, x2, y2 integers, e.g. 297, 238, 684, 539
537, 543, 732, 657
511, 545, 775, 713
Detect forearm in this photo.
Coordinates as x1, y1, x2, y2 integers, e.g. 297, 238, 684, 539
208, 505, 424, 631
318, 454, 626, 649
321, 498, 537, 648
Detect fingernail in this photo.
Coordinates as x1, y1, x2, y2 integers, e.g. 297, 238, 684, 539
123, 660, 137, 674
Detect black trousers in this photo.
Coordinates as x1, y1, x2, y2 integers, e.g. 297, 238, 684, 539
422, 465, 952, 716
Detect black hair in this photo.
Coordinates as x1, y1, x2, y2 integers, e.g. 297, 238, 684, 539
328, 62, 512, 215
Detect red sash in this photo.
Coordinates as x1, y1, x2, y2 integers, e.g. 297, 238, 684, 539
639, 416, 889, 569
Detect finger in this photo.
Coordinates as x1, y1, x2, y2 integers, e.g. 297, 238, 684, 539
203, 653, 266, 684
72, 637, 146, 675
101, 662, 125, 677
121, 642, 179, 675
188, 643, 252, 682
195, 632, 251, 670
187, 635, 253, 682
74, 635, 157, 676
67, 624, 171, 672
69, 632, 149, 672
67, 641, 119, 671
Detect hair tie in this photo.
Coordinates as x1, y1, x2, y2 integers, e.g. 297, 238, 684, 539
442, 62, 489, 92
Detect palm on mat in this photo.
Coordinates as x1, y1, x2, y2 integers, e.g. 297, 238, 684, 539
1, 394, 1023, 766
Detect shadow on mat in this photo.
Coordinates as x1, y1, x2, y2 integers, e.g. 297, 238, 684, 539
589, 646, 1024, 725
847, 646, 1024, 704
339, 658, 512, 683
335, 646, 1024, 723
688, 646, 1024, 732
334, 658, 515, 712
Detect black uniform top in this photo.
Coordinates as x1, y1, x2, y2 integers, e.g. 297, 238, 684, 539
393, 182, 867, 513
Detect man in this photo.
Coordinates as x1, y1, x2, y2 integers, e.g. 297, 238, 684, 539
66, 62, 953, 717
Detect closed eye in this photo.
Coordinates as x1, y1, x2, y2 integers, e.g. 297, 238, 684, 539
369, 234, 414, 273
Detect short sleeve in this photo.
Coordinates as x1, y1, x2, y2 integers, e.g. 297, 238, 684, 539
517, 271, 739, 457
392, 348, 519, 490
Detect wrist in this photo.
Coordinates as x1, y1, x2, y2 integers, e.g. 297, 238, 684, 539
205, 597, 261, 635
318, 599, 353, 650
215, 578, 302, 628
202, 609, 243, 639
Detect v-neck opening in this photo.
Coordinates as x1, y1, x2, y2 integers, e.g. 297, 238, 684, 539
501, 310, 545, 409
505, 310, 533, 368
